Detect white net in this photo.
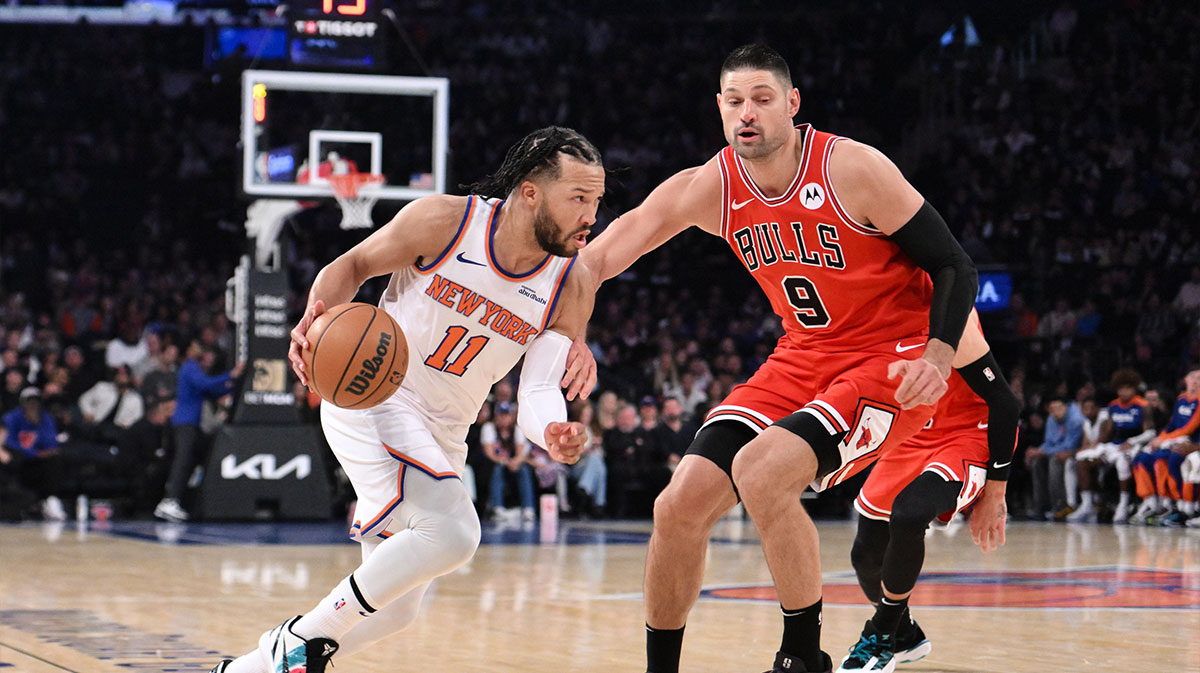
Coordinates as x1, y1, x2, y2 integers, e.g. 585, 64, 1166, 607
329, 173, 385, 230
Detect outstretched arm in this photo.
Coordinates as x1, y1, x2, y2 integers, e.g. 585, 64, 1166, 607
578, 159, 724, 289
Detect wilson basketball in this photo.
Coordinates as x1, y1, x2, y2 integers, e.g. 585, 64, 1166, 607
301, 303, 408, 409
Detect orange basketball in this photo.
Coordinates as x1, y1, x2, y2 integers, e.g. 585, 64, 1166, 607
301, 302, 408, 409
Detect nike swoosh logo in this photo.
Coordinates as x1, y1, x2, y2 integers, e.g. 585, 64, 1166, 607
456, 252, 486, 267
992, 460, 1011, 469
731, 198, 755, 210
977, 422, 989, 430
895, 342, 923, 353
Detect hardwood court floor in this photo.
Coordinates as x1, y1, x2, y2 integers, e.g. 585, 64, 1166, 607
0, 518, 1197, 672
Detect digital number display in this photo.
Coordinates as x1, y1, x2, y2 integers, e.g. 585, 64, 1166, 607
287, 0, 383, 69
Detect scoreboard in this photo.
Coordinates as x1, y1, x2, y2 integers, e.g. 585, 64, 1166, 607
287, 0, 384, 69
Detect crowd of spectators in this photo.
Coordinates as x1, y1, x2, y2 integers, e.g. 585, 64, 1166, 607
2, 1, 1198, 525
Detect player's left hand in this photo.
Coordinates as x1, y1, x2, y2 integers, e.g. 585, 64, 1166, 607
888, 357, 949, 409
561, 337, 597, 401
970, 483, 1007, 553
544, 421, 586, 465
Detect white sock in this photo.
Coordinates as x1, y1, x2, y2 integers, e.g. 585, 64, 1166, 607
1118, 491, 1131, 508
1141, 495, 1159, 509
1076, 492, 1094, 511
225, 649, 266, 673
292, 574, 374, 642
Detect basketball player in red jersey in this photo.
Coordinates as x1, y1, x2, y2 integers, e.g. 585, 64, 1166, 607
575, 45, 979, 673
838, 310, 1019, 673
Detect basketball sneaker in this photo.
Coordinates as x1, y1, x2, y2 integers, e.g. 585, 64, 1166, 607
836, 621, 896, 673
763, 650, 833, 672
1066, 501, 1097, 523
1128, 500, 1166, 525
893, 615, 931, 664
1157, 511, 1188, 528
154, 498, 189, 523
1186, 514, 1200, 528
258, 616, 339, 673
208, 661, 230, 673
1112, 501, 1132, 524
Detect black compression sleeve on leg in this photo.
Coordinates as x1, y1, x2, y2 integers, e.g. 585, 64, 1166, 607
886, 201, 978, 350
851, 515, 889, 604
956, 350, 1021, 481
881, 472, 961, 596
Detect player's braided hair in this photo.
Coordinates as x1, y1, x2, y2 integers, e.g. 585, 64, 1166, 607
466, 126, 602, 199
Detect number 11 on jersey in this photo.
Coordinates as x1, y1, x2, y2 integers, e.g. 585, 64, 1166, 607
424, 325, 489, 377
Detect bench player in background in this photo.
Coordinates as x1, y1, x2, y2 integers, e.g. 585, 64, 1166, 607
837, 311, 1019, 673
575, 44, 978, 673
1072, 368, 1154, 524
1126, 365, 1200, 526
210, 126, 602, 673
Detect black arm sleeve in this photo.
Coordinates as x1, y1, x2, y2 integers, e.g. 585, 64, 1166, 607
887, 201, 978, 350
956, 350, 1020, 481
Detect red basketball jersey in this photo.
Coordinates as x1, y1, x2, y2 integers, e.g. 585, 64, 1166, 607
717, 125, 933, 352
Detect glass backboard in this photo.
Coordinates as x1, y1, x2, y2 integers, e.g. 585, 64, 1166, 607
241, 69, 448, 201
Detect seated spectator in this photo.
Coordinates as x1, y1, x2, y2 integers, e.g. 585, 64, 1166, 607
139, 339, 180, 403
0, 387, 67, 520
567, 398, 607, 517
604, 403, 670, 517
1172, 266, 1200, 322
662, 369, 707, 423
105, 320, 150, 372
652, 397, 694, 471
78, 365, 144, 444
60, 345, 96, 406
1024, 395, 1082, 520
482, 401, 535, 522
2, 367, 26, 412
1038, 298, 1077, 340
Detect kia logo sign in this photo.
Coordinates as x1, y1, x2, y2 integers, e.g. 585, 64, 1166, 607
221, 454, 312, 480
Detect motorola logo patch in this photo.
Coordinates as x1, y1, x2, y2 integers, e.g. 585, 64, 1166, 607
799, 183, 825, 210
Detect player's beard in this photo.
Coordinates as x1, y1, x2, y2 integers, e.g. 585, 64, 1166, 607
533, 203, 580, 257
731, 123, 788, 160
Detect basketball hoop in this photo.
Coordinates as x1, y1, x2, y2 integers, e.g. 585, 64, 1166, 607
328, 172, 386, 230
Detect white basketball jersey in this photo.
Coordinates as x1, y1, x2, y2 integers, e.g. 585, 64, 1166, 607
379, 195, 575, 443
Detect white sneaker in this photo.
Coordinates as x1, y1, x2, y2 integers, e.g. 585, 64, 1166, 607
154, 498, 189, 523
256, 616, 338, 673
42, 496, 67, 522
1066, 504, 1096, 523
521, 507, 536, 523
1129, 501, 1163, 525
1186, 515, 1200, 528
1113, 502, 1132, 524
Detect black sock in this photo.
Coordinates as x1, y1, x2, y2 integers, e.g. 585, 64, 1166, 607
870, 596, 908, 637
646, 624, 685, 673
780, 599, 823, 671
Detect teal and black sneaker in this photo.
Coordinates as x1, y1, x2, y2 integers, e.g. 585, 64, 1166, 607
836, 621, 896, 673
893, 615, 931, 664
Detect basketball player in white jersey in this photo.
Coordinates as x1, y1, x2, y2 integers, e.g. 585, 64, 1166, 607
210, 126, 604, 673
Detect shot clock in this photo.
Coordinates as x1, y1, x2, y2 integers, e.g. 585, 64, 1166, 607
287, 0, 385, 69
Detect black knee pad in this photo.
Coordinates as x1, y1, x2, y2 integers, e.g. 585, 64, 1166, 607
851, 514, 889, 571
684, 421, 759, 497
890, 471, 961, 534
